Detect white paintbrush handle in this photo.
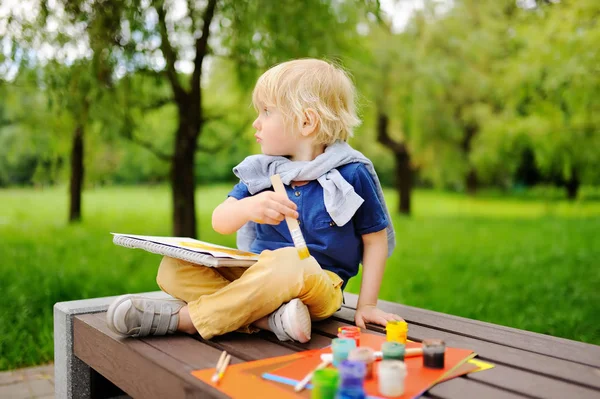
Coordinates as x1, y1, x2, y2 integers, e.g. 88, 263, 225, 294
294, 359, 331, 392
319, 348, 422, 363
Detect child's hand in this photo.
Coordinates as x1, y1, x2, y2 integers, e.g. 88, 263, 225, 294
354, 304, 403, 329
247, 191, 299, 225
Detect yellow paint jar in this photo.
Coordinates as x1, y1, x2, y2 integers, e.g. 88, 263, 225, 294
386, 320, 408, 343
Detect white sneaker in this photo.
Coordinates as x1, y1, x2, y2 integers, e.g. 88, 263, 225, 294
106, 294, 186, 337
268, 298, 311, 343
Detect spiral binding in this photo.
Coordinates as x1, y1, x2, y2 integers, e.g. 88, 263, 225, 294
112, 235, 241, 267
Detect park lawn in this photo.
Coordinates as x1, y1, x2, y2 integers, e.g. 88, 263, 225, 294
0, 185, 599, 370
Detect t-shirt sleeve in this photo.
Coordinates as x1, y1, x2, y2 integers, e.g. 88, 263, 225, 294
352, 164, 389, 235
227, 181, 251, 200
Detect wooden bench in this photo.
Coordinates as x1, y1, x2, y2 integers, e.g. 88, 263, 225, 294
54, 292, 600, 398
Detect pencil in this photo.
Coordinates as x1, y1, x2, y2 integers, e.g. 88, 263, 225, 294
270, 174, 310, 259
211, 351, 227, 383
215, 354, 231, 384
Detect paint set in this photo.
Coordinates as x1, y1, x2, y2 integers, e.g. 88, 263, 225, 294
306, 323, 447, 399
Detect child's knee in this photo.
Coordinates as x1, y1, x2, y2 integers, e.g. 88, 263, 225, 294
156, 256, 181, 294
309, 291, 343, 320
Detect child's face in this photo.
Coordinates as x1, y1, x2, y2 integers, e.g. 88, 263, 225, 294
252, 106, 301, 157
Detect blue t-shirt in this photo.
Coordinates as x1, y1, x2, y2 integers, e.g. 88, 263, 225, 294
227, 162, 388, 289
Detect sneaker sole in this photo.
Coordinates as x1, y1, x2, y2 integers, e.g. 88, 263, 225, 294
284, 298, 311, 343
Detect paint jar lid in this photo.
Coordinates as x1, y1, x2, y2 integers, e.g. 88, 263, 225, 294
422, 339, 445, 349
378, 360, 407, 378
386, 320, 408, 332
348, 347, 375, 363
332, 338, 357, 351
338, 326, 360, 334
381, 342, 406, 357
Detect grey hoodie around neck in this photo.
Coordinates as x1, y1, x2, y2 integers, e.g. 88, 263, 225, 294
232, 141, 396, 257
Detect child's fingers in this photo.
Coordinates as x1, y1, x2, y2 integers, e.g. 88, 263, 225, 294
265, 208, 285, 222
390, 314, 404, 322
355, 318, 366, 329
271, 193, 298, 210
269, 201, 299, 219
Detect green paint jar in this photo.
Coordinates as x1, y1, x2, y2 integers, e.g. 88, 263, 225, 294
381, 342, 406, 361
311, 368, 339, 399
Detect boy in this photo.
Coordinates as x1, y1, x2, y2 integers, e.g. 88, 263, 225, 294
106, 59, 402, 342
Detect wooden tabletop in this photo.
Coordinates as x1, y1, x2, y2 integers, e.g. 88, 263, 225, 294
73, 293, 600, 399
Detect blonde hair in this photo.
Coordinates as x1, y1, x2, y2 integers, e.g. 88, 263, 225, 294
252, 59, 361, 145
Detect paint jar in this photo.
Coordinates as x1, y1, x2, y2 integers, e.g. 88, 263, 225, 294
336, 360, 366, 399
332, 338, 357, 367
311, 368, 339, 399
422, 339, 445, 369
347, 347, 375, 379
338, 326, 361, 346
381, 342, 406, 361
386, 320, 408, 343
378, 360, 407, 397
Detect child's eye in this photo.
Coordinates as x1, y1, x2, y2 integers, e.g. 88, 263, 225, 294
263, 108, 270, 116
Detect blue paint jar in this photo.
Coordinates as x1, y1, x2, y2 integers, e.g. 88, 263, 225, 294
331, 338, 356, 367
335, 360, 366, 399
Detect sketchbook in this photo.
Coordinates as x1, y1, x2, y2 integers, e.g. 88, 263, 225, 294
111, 233, 259, 267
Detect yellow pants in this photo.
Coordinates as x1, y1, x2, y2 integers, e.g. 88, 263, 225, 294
156, 247, 344, 339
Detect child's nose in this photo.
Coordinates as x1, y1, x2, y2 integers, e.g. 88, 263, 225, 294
252, 117, 260, 130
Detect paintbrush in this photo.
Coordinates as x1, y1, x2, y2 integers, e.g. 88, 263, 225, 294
270, 174, 310, 259
319, 347, 423, 363
294, 358, 331, 392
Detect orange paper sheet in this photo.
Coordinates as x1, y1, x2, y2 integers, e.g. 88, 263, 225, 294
264, 333, 475, 398
192, 352, 316, 399
192, 333, 475, 399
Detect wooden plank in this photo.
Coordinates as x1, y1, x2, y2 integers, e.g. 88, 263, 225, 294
342, 293, 600, 368
74, 314, 227, 399
427, 378, 528, 399
332, 307, 600, 392
142, 334, 245, 368
463, 364, 600, 399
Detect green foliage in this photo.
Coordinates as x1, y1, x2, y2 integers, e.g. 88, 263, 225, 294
2, 0, 598, 195
469, 0, 600, 189
1, 185, 599, 370
0, 68, 71, 187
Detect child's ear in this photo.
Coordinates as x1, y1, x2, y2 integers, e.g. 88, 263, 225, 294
301, 108, 319, 137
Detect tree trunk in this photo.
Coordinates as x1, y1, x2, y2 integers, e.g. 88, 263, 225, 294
377, 112, 413, 216
156, 0, 216, 238
171, 106, 199, 238
466, 169, 478, 195
69, 124, 84, 223
565, 170, 579, 200
462, 123, 478, 195
395, 152, 411, 215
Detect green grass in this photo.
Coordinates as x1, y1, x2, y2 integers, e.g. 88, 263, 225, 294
1, 185, 599, 370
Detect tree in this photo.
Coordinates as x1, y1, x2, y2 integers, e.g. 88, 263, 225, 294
372, 22, 416, 215
1, 1, 117, 220
502, 0, 600, 198
52, 0, 378, 237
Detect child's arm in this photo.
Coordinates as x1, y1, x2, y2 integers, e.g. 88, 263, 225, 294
354, 229, 404, 328
212, 192, 299, 235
